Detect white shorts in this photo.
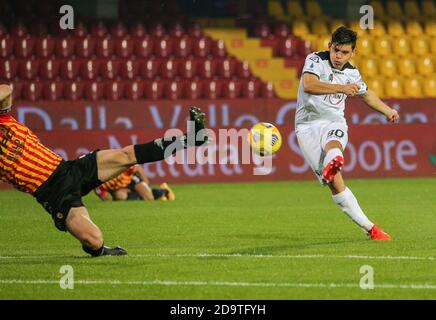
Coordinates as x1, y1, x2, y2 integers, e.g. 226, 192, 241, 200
296, 122, 348, 184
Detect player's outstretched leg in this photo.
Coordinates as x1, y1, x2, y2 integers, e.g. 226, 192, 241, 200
326, 163, 391, 241
96, 106, 207, 182
66, 207, 127, 256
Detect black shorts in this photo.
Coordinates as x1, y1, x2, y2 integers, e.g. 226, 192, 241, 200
34, 151, 102, 232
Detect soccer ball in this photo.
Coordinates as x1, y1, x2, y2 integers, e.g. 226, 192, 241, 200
248, 122, 282, 156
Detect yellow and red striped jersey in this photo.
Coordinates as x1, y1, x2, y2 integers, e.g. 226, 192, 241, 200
0, 114, 62, 194
101, 166, 136, 192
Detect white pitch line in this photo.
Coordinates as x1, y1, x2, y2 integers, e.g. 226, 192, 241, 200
0, 253, 435, 261
1, 279, 436, 290
130, 253, 436, 261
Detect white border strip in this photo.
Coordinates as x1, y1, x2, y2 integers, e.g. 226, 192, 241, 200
1, 279, 436, 290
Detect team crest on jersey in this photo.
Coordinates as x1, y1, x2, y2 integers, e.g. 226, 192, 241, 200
328, 74, 333, 82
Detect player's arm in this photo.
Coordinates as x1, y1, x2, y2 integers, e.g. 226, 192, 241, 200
358, 89, 399, 123
303, 73, 360, 96
133, 164, 150, 185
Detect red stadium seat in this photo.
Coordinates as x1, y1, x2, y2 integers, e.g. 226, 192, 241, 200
95, 37, 114, 58
90, 21, 108, 37
110, 22, 128, 38
10, 22, 28, 38
173, 37, 192, 58
100, 60, 120, 80
72, 21, 88, 38
80, 59, 100, 80
42, 81, 63, 101
35, 37, 55, 58
14, 38, 35, 58
39, 59, 60, 80
260, 81, 276, 98
10, 82, 23, 100
197, 58, 217, 79
144, 80, 164, 100
59, 59, 81, 80
119, 59, 139, 80
160, 59, 179, 79
104, 81, 124, 100
0, 23, 8, 38
0, 60, 18, 81
63, 81, 84, 100
211, 40, 227, 58
140, 59, 161, 79
149, 23, 166, 38
154, 37, 173, 58
185, 80, 203, 99
240, 79, 260, 98
0, 37, 14, 58
115, 38, 134, 58
75, 38, 96, 58
274, 23, 292, 38
236, 60, 253, 79
222, 80, 241, 99
187, 23, 204, 38
129, 22, 147, 38
192, 37, 211, 57
84, 81, 105, 100
21, 81, 43, 101
179, 59, 197, 79
298, 39, 312, 57
164, 80, 184, 100
202, 80, 222, 99
278, 37, 299, 57
168, 23, 185, 38
254, 23, 271, 38
217, 58, 236, 78
134, 37, 154, 58
124, 81, 144, 100
55, 38, 76, 58
19, 59, 40, 80
31, 22, 49, 37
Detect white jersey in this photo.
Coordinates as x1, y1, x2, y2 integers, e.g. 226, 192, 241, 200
295, 51, 367, 128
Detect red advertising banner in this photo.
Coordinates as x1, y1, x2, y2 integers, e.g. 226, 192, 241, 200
10, 98, 436, 131
26, 124, 436, 183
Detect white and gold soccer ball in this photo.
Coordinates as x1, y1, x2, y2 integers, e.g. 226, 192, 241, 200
248, 122, 282, 156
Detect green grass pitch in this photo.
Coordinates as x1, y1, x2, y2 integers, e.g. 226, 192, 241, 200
0, 177, 435, 299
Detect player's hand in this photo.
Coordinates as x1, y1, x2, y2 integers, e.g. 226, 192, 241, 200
385, 109, 400, 123
341, 83, 360, 96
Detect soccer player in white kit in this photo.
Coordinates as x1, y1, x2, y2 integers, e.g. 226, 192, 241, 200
295, 27, 399, 240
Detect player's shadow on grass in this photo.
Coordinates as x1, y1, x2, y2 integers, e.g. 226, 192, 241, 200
228, 233, 364, 254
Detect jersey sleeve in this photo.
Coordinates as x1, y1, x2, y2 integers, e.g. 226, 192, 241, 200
352, 69, 368, 95
301, 53, 323, 78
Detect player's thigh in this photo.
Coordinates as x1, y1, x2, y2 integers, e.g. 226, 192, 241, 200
320, 123, 348, 151
296, 127, 323, 173
96, 146, 136, 182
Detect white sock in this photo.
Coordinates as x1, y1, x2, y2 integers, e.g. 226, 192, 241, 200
323, 148, 343, 169
332, 187, 374, 231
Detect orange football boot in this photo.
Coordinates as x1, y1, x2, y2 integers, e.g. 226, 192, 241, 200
369, 225, 392, 240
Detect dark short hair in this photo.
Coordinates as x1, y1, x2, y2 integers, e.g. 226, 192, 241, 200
331, 26, 357, 49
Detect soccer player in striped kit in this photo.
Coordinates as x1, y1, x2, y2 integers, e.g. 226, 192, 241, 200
0, 84, 207, 256
94, 164, 175, 202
